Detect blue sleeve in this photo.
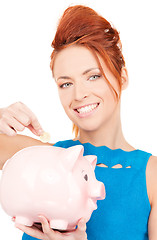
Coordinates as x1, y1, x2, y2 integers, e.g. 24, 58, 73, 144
53, 141, 63, 147
22, 233, 41, 240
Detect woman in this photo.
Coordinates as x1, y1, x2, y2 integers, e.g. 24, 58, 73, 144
0, 5, 157, 240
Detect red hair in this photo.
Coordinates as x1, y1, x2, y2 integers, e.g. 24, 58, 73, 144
50, 5, 125, 138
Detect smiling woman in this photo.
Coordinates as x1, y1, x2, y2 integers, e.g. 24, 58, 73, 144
50, 5, 127, 138
53, 45, 122, 136
1, 3, 157, 240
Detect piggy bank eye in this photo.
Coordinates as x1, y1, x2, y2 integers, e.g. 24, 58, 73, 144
84, 174, 88, 181
82, 170, 88, 181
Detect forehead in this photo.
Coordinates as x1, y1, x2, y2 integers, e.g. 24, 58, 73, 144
53, 45, 100, 78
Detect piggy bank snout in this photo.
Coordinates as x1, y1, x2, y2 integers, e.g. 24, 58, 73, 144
90, 181, 106, 200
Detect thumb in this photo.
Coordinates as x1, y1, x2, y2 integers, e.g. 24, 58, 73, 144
77, 218, 87, 231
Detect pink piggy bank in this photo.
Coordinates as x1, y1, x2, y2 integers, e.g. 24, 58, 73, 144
0, 145, 105, 230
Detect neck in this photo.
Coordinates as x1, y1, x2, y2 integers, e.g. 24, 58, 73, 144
75, 104, 134, 151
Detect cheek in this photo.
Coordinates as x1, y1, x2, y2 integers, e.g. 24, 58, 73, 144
94, 81, 117, 112
58, 90, 72, 109
94, 80, 115, 101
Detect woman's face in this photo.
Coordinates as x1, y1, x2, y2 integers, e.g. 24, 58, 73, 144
53, 45, 120, 133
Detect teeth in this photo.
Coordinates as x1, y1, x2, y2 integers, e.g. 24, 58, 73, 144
77, 103, 98, 114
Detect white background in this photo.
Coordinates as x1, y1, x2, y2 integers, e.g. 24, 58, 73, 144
0, 0, 157, 239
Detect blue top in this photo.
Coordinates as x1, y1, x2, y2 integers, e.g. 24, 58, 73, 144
22, 139, 152, 240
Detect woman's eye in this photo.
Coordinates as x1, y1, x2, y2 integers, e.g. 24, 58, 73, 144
89, 74, 101, 81
59, 82, 72, 88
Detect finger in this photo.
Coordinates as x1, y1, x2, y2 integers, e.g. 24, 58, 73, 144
0, 110, 26, 134
15, 223, 44, 240
38, 216, 65, 239
13, 111, 31, 127
18, 110, 43, 136
5, 116, 25, 132
12, 102, 43, 136
18, 105, 43, 135
0, 121, 17, 136
76, 218, 87, 233
38, 215, 53, 235
29, 116, 43, 136
27, 124, 43, 136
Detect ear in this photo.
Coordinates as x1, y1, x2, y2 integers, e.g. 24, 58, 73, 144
61, 145, 84, 171
84, 155, 97, 170
121, 67, 129, 90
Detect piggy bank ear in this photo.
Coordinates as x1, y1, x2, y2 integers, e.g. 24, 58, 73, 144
84, 155, 97, 170
61, 145, 84, 171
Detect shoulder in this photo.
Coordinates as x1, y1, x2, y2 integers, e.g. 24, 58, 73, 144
146, 155, 157, 207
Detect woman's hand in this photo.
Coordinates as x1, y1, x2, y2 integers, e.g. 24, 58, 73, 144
14, 215, 88, 240
0, 102, 43, 136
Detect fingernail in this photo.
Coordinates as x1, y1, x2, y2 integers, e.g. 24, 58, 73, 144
11, 217, 15, 222
38, 129, 44, 135
38, 215, 45, 221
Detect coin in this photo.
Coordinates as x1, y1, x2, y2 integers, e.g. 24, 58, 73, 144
40, 132, 51, 143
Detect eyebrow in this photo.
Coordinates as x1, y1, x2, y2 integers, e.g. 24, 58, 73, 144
82, 67, 99, 75
56, 67, 100, 81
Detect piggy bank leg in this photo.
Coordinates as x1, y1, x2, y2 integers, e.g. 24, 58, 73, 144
15, 216, 33, 226
50, 219, 68, 230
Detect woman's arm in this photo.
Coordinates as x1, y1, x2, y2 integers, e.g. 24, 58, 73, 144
0, 134, 52, 170
147, 155, 157, 239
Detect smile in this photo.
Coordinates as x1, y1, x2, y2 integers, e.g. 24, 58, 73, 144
74, 103, 99, 118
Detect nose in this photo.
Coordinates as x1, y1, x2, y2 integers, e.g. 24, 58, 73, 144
74, 81, 89, 101
90, 181, 106, 200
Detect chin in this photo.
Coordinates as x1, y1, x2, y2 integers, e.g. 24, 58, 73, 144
77, 122, 101, 132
